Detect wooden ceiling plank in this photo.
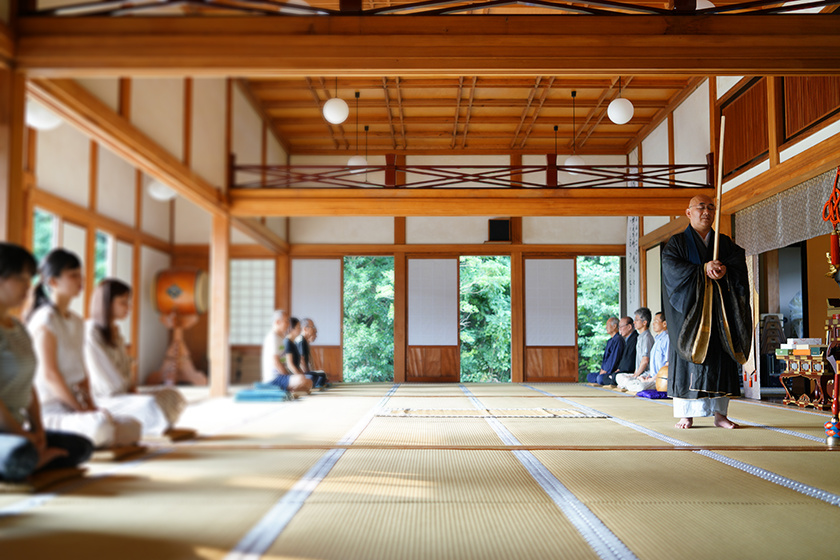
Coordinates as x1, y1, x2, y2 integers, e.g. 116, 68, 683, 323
461, 76, 478, 148
306, 76, 339, 150
450, 76, 464, 149
381, 76, 398, 149
396, 76, 408, 148
579, 76, 633, 148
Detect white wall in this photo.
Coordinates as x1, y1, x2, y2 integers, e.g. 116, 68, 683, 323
525, 258, 576, 346
36, 121, 90, 208
191, 78, 227, 189
291, 259, 342, 346
232, 86, 263, 190
76, 78, 120, 113
141, 174, 171, 241
174, 197, 212, 244
674, 79, 710, 186
717, 76, 744, 99
97, 145, 136, 227
291, 217, 394, 244
131, 78, 184, 162
407, 216, 494, 244
407, 258, 459, 346
523, 216, 627, 244
138, 246, 172, 382
641, 120, 669, 166
646, 245, 662, 313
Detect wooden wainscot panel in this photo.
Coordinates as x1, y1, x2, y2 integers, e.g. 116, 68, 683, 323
407, 346, 460, 383
524, 347, 578, 383
721, 78, 769, 179
311, 346, 343, 383
230, 345, 261, 384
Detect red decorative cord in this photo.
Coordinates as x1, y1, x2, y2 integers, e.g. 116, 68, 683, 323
821, 167, 840, 226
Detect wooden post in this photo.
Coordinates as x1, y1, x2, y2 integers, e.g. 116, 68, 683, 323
209, 213, 231, 397
767, 76, 784, 168
385, 153, 396, 188
0, 69, 27, 243
510, 250, 524, 383
393, 253, 406, 383
546, 153, 557, 188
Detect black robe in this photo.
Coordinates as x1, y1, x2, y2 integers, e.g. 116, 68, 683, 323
661, 226, 752, 399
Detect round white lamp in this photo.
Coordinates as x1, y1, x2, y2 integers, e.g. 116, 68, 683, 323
564, 154, 585, 176
323, 98, 349, 125
25, 100, 63, 131
607, 97, 634, 125
347, 155, 368, 174
147, 180, 177, 202
696, 0, 715, 8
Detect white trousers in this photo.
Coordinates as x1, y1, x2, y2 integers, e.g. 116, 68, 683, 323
673, 397, 729, 418
615, 373, 656, 393
41, 404, 142, 448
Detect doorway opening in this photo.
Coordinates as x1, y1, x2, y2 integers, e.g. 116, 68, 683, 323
459, 256, 511, 382
342, 256, 395, 382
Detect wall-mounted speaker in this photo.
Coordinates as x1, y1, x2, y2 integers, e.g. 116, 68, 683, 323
488, 218, 511, 243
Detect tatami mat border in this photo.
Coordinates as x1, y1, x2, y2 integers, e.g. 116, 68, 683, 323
524, 384, 840, 508
460, 385, 638, 560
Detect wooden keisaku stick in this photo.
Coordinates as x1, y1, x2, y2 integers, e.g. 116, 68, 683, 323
713, 116, 726, 262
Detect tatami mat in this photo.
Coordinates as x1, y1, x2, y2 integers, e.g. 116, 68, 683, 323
355, 418, 504, 446
500, 417, 664, 446
267, 503, 600, 560
307, 449, 551, 503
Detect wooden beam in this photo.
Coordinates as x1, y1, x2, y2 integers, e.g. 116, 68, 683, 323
209, 213, 231, 397
231, 216, 289, 254
230, 187, 714, 217
26, 78, 226, 216
393, 252, 406, 383
16, 16, 840, 76
766, 76, 784, 168
289, 243, 625, 257
0, 20, 14, 69
0, 68, 26, 244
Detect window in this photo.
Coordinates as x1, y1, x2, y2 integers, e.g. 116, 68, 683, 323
230, 259, 275, 345
32, 208, 57, 263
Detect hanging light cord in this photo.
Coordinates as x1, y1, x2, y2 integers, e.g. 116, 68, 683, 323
355, 91, 360, 155
571, 90, 577, 154
554, 125, 558, 156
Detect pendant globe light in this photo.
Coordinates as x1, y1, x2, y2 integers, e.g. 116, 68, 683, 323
25, 100, 63, 131
348, 92, 368, 173
564, 91, 585, 174
147, 179, 177, 202
607, 76, 634, 125
322, 78, 349, 125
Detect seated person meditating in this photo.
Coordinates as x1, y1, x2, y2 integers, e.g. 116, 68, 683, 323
586, 317, 624, 384
0, 243, 93, 482
613, 307, 655, 387
282, 318, 313, 396
598, 316, 637, 385
26, 249, 141, 449
84, 279, 186, 436
261, 310, 311, 396
296, 318, 329, 389
617, 311, 669, 393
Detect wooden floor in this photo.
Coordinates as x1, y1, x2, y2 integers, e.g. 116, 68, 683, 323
1, 383, 838, 560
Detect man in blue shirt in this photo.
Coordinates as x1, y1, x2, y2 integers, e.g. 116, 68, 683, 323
586, 317, 624, 383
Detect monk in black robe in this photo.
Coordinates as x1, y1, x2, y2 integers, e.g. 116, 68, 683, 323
661, 194, 752, 429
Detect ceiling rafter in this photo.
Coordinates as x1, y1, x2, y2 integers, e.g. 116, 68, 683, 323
305, 77, 339, 150
579, 76, 634, 149
381, 77, 398, 150
451, 76, 465, 149
518, 76, 555, 149
395, 76, 408, 149
460, 76, 478, 149
510, 76, 542, 148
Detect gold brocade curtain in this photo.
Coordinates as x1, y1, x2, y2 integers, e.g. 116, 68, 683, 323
734, 169, 836, 256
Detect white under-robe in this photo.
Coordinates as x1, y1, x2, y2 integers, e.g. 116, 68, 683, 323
84, 320, 186, 436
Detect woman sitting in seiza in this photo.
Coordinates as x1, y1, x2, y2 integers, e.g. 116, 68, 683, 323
85, 278, 187, 437
26, 249, 141, 449
0, 243, 93, 482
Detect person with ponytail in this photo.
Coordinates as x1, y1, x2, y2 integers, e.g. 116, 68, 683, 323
0, 243, 92, 481
85, 279, 186, 436
26, 248, 141, 448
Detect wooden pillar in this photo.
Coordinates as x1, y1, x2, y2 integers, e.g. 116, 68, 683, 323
0, 68, 27, 243
385, 153, 396, 188
510, 250, 524, 383
393, 252, 406, 383
275, 252, 290, 312
546, 153, 557, 188
209, 213, 231, 397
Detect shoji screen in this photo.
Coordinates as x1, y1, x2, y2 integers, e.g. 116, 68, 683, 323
291, 259, 343, 380
407, 258, 459, 382
524, 258, 578, 381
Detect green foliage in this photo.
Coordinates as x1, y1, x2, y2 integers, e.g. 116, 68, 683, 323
342, 256, 395, 382
460, 256, 511, 383
32, 209, 55, 263
94, 231, 109, 285
576, 256, 621, 382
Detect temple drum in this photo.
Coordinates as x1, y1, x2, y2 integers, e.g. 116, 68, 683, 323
655, 364, 669, 392
154, 268, 209, 315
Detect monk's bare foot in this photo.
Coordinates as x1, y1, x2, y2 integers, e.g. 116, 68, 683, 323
714, 413, 738, 429
675, 417, 693, 429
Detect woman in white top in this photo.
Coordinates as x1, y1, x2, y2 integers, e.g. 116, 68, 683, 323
85, 279, 185, 436
0, 243, 92, 481
26, 249, 140, 449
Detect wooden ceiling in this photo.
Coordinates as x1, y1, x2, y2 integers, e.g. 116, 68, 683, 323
243, 75, 701, 156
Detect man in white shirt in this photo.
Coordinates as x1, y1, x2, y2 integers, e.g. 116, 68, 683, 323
617, 311, 668, 393
261, 310, 290, 385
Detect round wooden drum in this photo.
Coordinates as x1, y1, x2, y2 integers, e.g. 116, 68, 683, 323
154, 268, 208, 315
